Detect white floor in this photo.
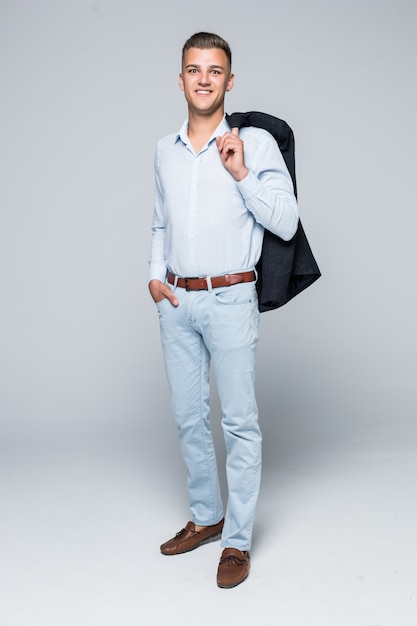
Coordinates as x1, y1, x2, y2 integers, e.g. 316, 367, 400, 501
1, 429, 416, 626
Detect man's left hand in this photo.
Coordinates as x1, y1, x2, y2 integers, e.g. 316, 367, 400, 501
216, 128, 249, 182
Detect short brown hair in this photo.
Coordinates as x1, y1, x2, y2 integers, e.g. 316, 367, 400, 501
182, 32, 232, 69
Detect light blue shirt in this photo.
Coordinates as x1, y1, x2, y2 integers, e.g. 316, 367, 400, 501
149, 116, 298, 282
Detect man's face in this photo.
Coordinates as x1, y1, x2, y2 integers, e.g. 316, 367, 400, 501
179, 47, 234, 117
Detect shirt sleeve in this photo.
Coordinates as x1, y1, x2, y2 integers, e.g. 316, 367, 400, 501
236, 130, 299, 241
148, 145, 167, 282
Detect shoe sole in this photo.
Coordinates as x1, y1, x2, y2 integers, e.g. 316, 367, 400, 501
217, 571, 249, 589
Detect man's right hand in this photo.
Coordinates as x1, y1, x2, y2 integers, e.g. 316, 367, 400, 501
148, 279, 179, 307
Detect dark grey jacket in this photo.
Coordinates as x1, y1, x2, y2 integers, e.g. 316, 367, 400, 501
226, 111, 321, 312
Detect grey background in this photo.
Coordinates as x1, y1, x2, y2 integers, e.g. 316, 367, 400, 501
1, 0, 415, 455
0, 1, 416, 624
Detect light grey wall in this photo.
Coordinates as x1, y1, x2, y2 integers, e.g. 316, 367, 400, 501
1, 0, 416, 459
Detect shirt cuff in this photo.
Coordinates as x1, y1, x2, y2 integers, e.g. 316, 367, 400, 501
236, 169, 259, 199
148, 262, 167, 283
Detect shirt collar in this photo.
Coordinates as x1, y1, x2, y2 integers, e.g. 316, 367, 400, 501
175, 115, 231, 149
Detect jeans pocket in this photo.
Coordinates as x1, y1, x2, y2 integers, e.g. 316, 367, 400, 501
214, 283, 257, 306
155, 297, 172, 314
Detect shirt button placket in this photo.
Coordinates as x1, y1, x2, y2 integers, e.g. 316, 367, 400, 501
189, 154, 201, 272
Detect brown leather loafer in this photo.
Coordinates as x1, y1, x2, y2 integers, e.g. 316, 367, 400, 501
217, 548, 250, 588
160, 519, 224, 555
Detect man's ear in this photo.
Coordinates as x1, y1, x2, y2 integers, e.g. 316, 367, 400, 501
179, 73, 184, 91
226, 73, 235, 92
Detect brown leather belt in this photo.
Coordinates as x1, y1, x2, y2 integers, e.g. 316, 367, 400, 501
166, 270, 256, 291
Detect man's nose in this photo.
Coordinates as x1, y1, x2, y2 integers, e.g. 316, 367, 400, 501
198, 72, 211, 85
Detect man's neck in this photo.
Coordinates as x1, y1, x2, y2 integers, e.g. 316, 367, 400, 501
187, 109, 224, 153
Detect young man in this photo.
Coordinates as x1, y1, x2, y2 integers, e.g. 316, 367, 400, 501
149, 32, 298, 588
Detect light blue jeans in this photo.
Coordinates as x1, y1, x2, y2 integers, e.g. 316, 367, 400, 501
156, 280, 261, 550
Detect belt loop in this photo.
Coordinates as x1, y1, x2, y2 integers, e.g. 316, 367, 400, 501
206, 276, 213, 292
173, 274, 178, 290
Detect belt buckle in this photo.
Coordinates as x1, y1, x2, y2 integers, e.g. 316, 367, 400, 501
184, 277, 199, 291
184, 276, 207, 291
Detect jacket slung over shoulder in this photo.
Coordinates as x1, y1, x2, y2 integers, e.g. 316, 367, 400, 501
226, 111, 321, 312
